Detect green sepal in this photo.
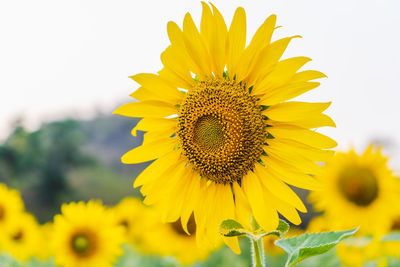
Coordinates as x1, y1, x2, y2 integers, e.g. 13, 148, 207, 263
219, 219, 290, 240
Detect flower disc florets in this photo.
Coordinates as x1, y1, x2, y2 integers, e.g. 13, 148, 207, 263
177, 77, 266, 184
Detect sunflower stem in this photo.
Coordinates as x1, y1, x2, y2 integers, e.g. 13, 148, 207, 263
251, 237, 265, 267
250, 216, 265, 267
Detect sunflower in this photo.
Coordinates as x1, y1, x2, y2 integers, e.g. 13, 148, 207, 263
142, 212, 216, 265
309, 145, 400, 235
112, 197, 147, 246
0, 212, 41, 262
0, 183, 25, 231
114, 2, 335, 252
336, 237, 385, 267
52, 201, 124, 267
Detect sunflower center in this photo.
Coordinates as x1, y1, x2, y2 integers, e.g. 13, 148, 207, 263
391, 217, 400, 231
71, 233, 94, 256
170, 215, 196, 236
338, 167, 379, 206
177, 77, 265, 184
12, 230, 24, 242
0, 205, 5, 221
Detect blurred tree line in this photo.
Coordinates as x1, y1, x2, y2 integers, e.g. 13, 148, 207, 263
0, 115, 146, 222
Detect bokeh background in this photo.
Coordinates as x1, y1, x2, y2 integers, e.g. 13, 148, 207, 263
0, 0, 399, 265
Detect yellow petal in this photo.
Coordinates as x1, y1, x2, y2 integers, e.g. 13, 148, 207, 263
223, 236, 241, 254
242, 171, 279, 232
158, 67, 192, 90
166, 22, 204, 76
264, 191, 302, 225
232, 182, 251, 230
130, 87, 158, 101
260, 82, 321, 106
121, 137, 176, 164
267, 138, 334, 162
235, 15, 276, 81
254, 164, 307, 213
183, 13, 212, 77
226, 7, 246, 77
209, 3, 228, 75
291, 70, 327, 82
256, 57, 311, 94
249, 36, 301, 88
131, 118, 176, 137
113, 101, 177, 118
262, 148, 323, 176
261, 154, 323, 190
264, 101, 331, 121
180, 171, 201, 234
167, 21, 185, 47
133, 149, 181, 188
130, 73, 184, 103
141, 129, 175, 145
267, 123, 337, 149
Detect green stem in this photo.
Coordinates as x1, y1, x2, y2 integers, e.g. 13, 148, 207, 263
251, 237, 265, 267
250, 216, 265, 267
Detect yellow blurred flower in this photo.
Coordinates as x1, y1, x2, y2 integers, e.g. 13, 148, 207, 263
309, 145, 400, 235
337, 237, 387, 267
112, 197, 147, 246
52, 201, 124, 267
0, 183, 25, 231
0, 212, 41, 262
114, 2, 335, 253
142, 212, 217, 265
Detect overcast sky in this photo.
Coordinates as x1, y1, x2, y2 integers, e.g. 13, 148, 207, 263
1, 0, 400, 170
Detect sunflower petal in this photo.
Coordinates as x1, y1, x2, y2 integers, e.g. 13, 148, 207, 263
131, 118, 176, 137
113, 101, 177, 118
254, 164, 307, 213
242, 171, 279, 232
226, 7, 246, 77
133, 149, 181, 188
130, 73, 183, 103
121, 137, 176, 164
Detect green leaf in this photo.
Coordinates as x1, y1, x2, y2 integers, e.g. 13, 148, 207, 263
219, 219, 248, 237
275, 228, 358, 267
382, 232, 400, 241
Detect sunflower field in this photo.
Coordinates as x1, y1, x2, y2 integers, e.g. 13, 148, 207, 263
1, 1, 400, 267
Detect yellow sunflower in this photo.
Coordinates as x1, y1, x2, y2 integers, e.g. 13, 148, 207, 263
142, 212, 216, 265
0, 183, 25, 232
52, 201, 124, 267
114, 2, 335, 252
112, 197, 147, 246
309, 145, 400, 235
0, 212, 41, 262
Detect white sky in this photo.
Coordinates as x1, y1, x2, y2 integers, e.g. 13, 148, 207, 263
1, 0, 400, 170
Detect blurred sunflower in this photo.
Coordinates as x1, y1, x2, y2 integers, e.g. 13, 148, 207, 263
114, 2, 335, 251
113, 197, 147, 246
0, 212, 41, 262
52, 201, 124, 267
0, 183, 25, 231
143, 213, 216, 265
309, 145, 400, 235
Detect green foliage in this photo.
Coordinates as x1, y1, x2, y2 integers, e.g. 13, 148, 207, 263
275, 228, 358, 267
